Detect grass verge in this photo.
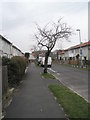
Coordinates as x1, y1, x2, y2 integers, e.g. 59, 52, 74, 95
34, 61, 41, 67
48, 84, 89, 120
34, 61, 38, 66
41, 72, 56, 79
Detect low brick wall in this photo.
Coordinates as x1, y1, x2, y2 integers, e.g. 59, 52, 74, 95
69, 60, 78, 65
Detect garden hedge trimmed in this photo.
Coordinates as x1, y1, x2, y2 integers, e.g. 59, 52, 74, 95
2, 56, 27, 87
2, 56, 10, 66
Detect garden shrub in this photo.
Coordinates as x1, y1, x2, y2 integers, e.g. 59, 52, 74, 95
8, 56, 27, 87
2, 56, 10, 66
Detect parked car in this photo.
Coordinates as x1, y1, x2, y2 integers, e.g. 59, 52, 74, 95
38, 57, 42, 65
41, 57, 52, 67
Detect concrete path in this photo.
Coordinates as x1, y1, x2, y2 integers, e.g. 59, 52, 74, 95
5, 62, 66, 118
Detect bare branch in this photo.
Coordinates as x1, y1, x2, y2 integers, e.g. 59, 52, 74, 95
34, 18, 72, 73
35, 18, 72, 52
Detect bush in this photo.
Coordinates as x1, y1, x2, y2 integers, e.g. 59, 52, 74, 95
8, 56, 27, 87
2, 56, 10, 66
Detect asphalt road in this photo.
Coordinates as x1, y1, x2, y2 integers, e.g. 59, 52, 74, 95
48, 63, 88, 102
4, 62, 66, 118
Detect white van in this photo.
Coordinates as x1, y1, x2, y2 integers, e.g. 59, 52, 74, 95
41, 57, 52, 67
38, 56, 42, 65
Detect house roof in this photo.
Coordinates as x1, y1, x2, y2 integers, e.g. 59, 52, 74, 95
0, 34, 12, 45
67, 40, 90, 50
12, 45, 21, 52
57, 50, 64, 55
0, 34, 24, 55
57, 40, 90, 54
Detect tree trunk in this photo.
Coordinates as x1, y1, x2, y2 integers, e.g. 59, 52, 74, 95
44, 51, 50, 73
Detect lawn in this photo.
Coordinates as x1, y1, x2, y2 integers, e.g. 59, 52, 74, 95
41, 72, 56, 79
48, 84, 89, 120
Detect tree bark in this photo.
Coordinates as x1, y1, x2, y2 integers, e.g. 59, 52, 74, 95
44, 51, 50, 73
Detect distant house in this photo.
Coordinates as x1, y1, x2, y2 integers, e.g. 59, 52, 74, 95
66, 41, 90, 61
54, 40, 90, 65
32, 50, 52, 59
25, 52, 30, 59
0, 34, 24, 58
29, 53, 36, 61
52, 50, 63, 60
57, 50, 64, 60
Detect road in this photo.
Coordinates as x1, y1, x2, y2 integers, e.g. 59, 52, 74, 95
48, 63, 88, 102
5, 62, 66, 118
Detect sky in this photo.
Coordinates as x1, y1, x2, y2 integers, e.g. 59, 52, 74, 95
0, 0, 89, 53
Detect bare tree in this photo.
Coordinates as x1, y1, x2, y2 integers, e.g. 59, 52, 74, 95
30, 45, 38, 52
31, 44, 43, 52
35, 18, 72, 73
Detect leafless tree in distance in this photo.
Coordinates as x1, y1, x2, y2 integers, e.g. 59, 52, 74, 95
35, 18, 72, 73
30, 45, 38, 52
31, 44, 43, 52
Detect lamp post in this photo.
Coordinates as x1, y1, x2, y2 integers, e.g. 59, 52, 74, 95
76, 29, 83, 67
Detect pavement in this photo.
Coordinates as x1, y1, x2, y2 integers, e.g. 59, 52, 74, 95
0, 101, 2, 120
0, 62, 2, 120
4, 62, 66, 118
48, 63, 88, 102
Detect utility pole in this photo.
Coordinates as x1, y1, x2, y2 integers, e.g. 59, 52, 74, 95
76, 29, 83, 67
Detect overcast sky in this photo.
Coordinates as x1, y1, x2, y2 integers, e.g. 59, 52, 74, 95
0, 0, 89, 53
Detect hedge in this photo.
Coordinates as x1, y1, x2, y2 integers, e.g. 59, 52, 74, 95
2, 56, 27, 87
2, 56, 10, 66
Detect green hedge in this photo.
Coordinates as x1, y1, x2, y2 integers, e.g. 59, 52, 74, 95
8, 56, 27, 87
2, 56, 10, 66
2, 56, 27, 87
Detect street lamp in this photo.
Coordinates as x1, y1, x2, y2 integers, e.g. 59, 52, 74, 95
76, 29, 83, 67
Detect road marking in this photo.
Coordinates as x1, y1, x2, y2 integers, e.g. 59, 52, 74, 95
57, 73, 60, 75
67, 86, 89, 103
48, 68, 56, 73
